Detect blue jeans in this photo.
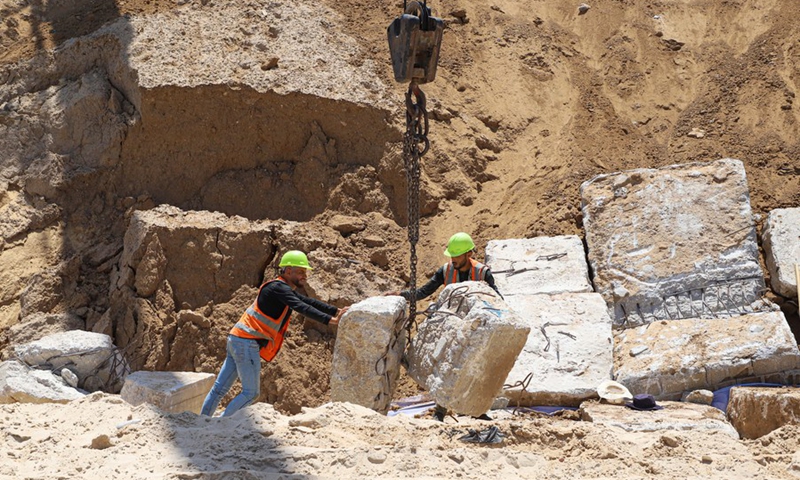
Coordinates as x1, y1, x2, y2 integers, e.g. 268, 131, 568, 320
201, 335, 262, 417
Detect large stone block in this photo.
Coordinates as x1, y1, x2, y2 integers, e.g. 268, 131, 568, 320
0, 360, 84, 404
117, 205, 275, 308
1, 313, 85, 358
727, 386, 800, 439
120, 371, 216, 414
485, 236, 592, 296
581, 401, 738, 438
763, 208, 800, 298
330, 296, 407, 414
406, 281, 529, 416
11, 330, 129, 393
614, 312, 800, 398
581, 159, 767, 327
502, 293, 613, 407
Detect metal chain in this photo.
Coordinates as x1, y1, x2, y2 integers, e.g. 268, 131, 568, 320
402, 81, 429, 346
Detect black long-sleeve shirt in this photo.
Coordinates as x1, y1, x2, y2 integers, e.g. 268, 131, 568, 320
401, 265, 502, 301
257, 280, 338, 325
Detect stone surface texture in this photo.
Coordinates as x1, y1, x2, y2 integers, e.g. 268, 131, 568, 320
330, 296, 407, 414
614, 312, 800, 399
0, 360, 84, 404
581, 400, 738, 438
485, 236, 592, 297
406, 282, 529, 416
120, 371, 216, 414
501, 292, 613, 406
727, 386, 800, 439
11, 331, 128, 393
762, 207, 800, 298
581, 159, 767, 327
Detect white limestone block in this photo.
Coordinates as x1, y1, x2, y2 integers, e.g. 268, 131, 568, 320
485, 236, 592, 296
581, 401, 738, 438
763, 207, 800, 298
581, 159, 766, 326
614, 311, 800, 398
502, 293, 614, 406
120, 371, 216, 414
330, 296, 407, 414
0, 360, 84, 404
406, 282, 529, 416
12, 331, 129, 393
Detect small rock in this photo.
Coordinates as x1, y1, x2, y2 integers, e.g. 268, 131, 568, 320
261, 57, 279, 71
61, 368, 79, 388
578, 3, 590, 14
329, 215, 366, 235
367, 452, 387, 464
660, 434, 681, 448
363, 235, 386, 247
450, 9, 468, 23
687, 128, 706, 138
683, 389, 714, 405
701, 454, 713, 463
90, 434, 112, 450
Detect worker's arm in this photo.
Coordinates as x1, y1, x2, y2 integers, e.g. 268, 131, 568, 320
483, 269, 503, 299
400, 266, 445, 301
259, 282, 338, 325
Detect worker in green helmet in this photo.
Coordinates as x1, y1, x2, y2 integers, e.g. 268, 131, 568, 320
201, 250, 349, 417
392, 232, 501, 302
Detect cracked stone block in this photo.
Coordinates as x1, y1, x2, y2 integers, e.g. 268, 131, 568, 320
12, 331, 129, 393
502, 293, 613, 407
485, 236, 592, 297
614, 311, 800, 398
727, 386, 800, 439
0, 360, 85, 404
581, 401, 738, 438
117, 205, 275, 309
330, 296, 407, 414
763, 207, 800, 298
406, 281, 529, 416
581, 159, 767, 327
120, 371, 216, 414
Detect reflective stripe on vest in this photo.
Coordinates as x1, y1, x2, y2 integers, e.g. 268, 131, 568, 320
230, 278, 291, 362
442, 258, 488, 285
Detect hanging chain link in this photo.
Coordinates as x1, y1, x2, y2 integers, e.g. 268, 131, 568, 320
402, 81, 429, 343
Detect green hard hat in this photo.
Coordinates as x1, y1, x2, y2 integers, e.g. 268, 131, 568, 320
444, 232, 475, 257
279, 250, 313, 270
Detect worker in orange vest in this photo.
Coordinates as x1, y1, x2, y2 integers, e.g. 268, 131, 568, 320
201, 250, 348, 417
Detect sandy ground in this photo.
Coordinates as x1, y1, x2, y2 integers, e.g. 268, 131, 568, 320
2, 393, 800, 479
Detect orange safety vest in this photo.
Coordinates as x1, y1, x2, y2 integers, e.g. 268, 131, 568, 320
230, 277, 292, 362
443, 258, 488, 285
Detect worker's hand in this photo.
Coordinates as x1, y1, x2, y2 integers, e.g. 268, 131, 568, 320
329, 306, 349, 327
384, 291, 400, 296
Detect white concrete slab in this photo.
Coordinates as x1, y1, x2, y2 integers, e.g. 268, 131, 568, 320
763, 207, 800, 298
581, 159, 766, 327
502, 292, 613, 406
614, 311, 800, 399
485, 236, 592, 296
120, 371, 215, 414
581, 400, 739, 438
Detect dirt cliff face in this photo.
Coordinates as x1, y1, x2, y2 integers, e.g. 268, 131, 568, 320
1, 0, 799, 412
